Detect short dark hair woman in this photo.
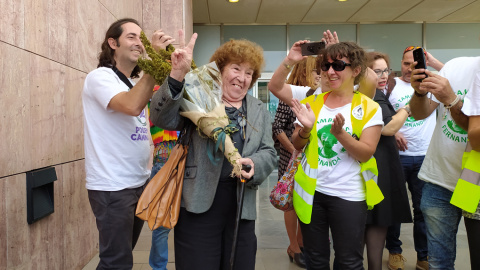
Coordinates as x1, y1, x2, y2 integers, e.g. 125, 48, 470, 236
291, 42, 384, 269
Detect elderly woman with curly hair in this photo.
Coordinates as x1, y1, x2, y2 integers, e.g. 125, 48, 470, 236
150, 36, 277, 270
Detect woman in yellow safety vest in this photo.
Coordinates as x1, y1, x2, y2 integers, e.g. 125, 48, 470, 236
290, 42, 384, 269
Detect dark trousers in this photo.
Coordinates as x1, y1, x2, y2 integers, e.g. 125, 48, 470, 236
299, 191, 367, 270
465, 217, 480, 269
174, 181, 257, 270
88, 186, 145, 270
386, 155, 428, 260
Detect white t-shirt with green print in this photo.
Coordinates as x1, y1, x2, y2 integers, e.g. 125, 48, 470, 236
419, 57, 480, 191
388, 77, 436, 156
463, 69, 480, 116
296, 102, 383, 201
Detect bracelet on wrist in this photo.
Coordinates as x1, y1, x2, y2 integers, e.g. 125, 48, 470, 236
414, 90, 428, 97
443, 95, 461, 119
283, 61, 293, 70
298, 128, 310, 140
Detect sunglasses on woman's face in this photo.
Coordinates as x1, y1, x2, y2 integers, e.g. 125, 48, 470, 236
320, 60, 352, 73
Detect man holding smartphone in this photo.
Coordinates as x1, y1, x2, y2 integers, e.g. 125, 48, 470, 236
385, 46, 443, 270
409, 54, 480, 269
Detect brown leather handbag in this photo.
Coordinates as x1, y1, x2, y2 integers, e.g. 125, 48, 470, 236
136, 126, 191, 230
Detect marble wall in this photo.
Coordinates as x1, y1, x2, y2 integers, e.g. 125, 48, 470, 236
0, 0, 192, 269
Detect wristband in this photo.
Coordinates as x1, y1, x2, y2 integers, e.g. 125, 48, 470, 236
298, 128, 310, 139
283, 61, 293, 70
443, 95, 461, 119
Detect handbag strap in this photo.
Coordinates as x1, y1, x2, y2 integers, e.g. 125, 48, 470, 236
111, 66, 134, 89
177, 121, 194, 146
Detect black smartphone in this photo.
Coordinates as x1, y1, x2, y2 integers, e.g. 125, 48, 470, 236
413, 47, 428, 82
301, 41, 326, 56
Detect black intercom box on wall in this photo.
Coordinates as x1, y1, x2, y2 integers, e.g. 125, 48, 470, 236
26, 167, 57, 224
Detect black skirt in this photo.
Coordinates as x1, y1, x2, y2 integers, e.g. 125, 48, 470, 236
366, 90, 413, 226
366, 135, 413, 226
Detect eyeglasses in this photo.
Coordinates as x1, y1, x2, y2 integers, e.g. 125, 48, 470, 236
373, 68, 392, 78
404, 46, 427, 56
319, 60, 352, 73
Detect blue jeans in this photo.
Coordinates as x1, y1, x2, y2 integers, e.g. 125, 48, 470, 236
149, 162, 171, 270
420, 182, 462, 270
386, 155, 428, 260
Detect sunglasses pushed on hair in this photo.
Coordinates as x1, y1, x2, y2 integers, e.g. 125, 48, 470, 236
319, 60, 352, 73
404, 46, 427, 56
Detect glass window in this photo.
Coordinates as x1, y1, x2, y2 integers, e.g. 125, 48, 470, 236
426, 23, 480, 65
193, 25, 221, 66
223, 25, 287, 72
289, 24, 357, 47
358, 24, 423, 71
256, 81, 278, 123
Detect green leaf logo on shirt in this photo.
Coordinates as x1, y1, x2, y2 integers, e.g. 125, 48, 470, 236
447, 120, 467, 135
405, 116, 415, 123
317, 124, 339, 159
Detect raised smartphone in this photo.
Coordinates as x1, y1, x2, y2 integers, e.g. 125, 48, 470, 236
413, 47, 428, 82
300, 41, 326, 56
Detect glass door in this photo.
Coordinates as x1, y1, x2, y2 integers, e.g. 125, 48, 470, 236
254, 80, 279, 123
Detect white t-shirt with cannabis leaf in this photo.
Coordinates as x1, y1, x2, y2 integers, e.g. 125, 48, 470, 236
388, 77, 436, 156
296, 102, 383, 201
419, 56, 480, 191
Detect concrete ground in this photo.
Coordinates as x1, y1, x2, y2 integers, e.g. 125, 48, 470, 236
83, 170, 470, 270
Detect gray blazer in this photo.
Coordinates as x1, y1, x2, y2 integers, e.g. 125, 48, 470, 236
150, 79, 276, 220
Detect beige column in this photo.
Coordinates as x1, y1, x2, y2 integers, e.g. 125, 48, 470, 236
142, 0, 193, 46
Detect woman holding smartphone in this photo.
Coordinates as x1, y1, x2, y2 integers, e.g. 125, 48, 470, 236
291, 42, 383, 269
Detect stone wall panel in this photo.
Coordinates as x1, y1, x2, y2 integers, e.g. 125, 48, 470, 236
0, 178, 6, 270
62, 160, 98, 269
0, 0, 25, 47
0, 43, 31, 178
5, 174, 29, 269
64, 67, 86, 161
29, 55, 67, 169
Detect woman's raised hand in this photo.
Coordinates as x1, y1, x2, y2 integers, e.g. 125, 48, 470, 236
170, 29, 197, 82
287, 40, 309, 64
322, 30, 339, 48
291, 98, 315, 130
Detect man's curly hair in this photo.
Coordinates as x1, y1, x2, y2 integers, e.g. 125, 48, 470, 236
98, 18, 142, 78
210, 39, 265, 89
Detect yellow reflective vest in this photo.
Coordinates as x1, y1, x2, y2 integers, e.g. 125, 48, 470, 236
450, 141, 480, 213
293, 91, 384, 224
